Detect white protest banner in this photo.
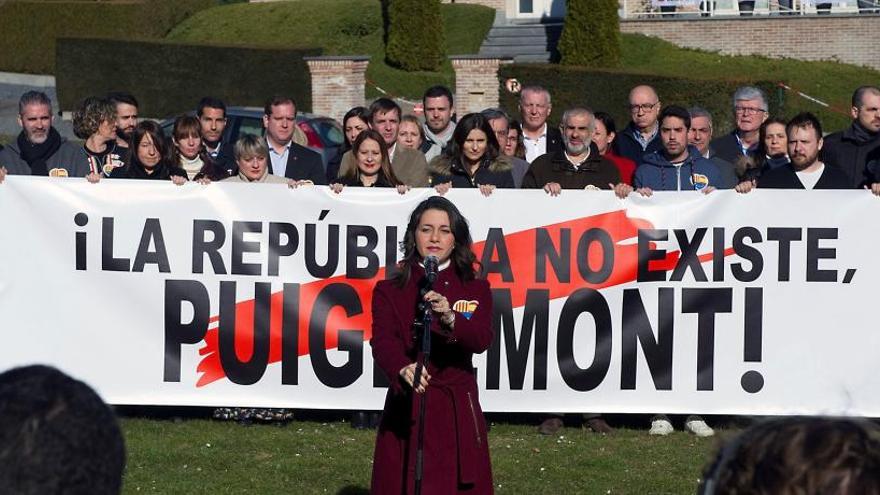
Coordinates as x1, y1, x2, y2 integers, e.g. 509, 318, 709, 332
1, 177, 878, 416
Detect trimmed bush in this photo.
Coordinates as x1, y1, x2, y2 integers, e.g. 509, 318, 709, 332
136, 0, 215, 39
499, 64, 781, 136
558, 0, 621, 68
56, 38, 320, 117
384, 0, 446, 72
0, 0, 214, 74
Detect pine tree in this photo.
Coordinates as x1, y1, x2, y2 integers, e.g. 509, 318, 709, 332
558, 0, 621, 68
384, 0, 446, 72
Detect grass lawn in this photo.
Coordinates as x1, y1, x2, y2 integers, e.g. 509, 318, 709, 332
620, 34, 878, 132
121, 414, 725, 494
165, 0, 496, 101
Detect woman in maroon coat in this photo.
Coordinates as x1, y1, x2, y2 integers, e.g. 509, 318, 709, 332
371, 196, 494, 495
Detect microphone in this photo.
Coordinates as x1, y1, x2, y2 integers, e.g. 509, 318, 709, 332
423, 255, 439, 284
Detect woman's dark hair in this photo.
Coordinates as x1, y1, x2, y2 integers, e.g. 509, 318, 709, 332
340, 129, 401, 186
342, 106, 370, 150
123, 120, 177, 179
594, 111, 618, 135
171, 115, 228, 181
699, 417, 880, 495
758, 117, 788, 158
507, 119, 527, 160
736, 117, 788, 181
441, 113, 500, 170
394, 196, 479, 288
72, 96, 115, 140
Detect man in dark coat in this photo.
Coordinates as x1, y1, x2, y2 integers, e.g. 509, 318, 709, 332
519, 85, 563, 163
688, 106, 738, 186
613, 84, 664, 164
759, 112, 851, 190
107, 91, 138, 151
420, 85, 456, 162
262, 96, 326, 185
819, 85, 880, 188
710, 86, 769, 164
198, 96, 236, 176
522, 107, 620, 195
0, 91, 87, 177
523, 107, 622, 437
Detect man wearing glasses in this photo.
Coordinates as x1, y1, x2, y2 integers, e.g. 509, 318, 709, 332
710, 86, 769, 164
614, 85, 664, 164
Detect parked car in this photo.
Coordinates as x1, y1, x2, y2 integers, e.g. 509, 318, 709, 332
160, 107, 343, 171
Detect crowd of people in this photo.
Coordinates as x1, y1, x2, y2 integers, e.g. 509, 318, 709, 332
0, 80, 880, 487
3, 83, 880, 196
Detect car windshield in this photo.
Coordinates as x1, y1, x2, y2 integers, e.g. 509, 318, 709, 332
313, 120, 344, 147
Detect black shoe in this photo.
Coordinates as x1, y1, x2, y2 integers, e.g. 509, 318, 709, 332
351, 411, 369, 429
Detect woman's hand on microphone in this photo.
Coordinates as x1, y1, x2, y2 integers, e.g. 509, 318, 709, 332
423, 290, 451, 315
423, 290, 455, 327
399, 363, 431, 393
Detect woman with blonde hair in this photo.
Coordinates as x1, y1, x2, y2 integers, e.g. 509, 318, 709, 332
223, 134, 294, 185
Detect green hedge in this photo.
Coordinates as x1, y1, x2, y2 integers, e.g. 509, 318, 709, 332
384, 0, 445, 71
0, 0, 214, 74
499, 64, 782, 136
559, 0, 621, 68
56, 38, 320, 117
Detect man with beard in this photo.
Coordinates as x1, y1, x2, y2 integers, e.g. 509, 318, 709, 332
0, 91, 87, 177
107, 92, 138, 150
758, 113, 850, 189
710, 86, 769, 164
631, 105, 725, 193
420, 85, 456, 162
820, 86, 880, 188
521, 107, 620, 435
522, 107, 620, 193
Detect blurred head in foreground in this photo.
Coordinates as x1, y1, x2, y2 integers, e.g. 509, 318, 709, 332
699, 416, 880, 495
0, 365, 125, 495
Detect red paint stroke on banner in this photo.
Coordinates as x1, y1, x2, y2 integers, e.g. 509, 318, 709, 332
196, 210, 735, 386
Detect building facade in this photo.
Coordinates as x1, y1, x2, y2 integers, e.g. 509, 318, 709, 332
442, 0, 567, 20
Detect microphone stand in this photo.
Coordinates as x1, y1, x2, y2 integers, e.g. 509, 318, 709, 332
412, 278, 433, 495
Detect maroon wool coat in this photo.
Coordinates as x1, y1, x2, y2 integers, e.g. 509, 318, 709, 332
370, 264, 494, 495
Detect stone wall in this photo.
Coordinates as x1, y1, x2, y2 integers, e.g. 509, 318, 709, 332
450, 56, 510, 114
304, 56, 369, 123
620, 15, 880, 72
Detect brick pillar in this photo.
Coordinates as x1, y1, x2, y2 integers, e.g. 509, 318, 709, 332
304, 55, 370, 122
450, 56, 511, 115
